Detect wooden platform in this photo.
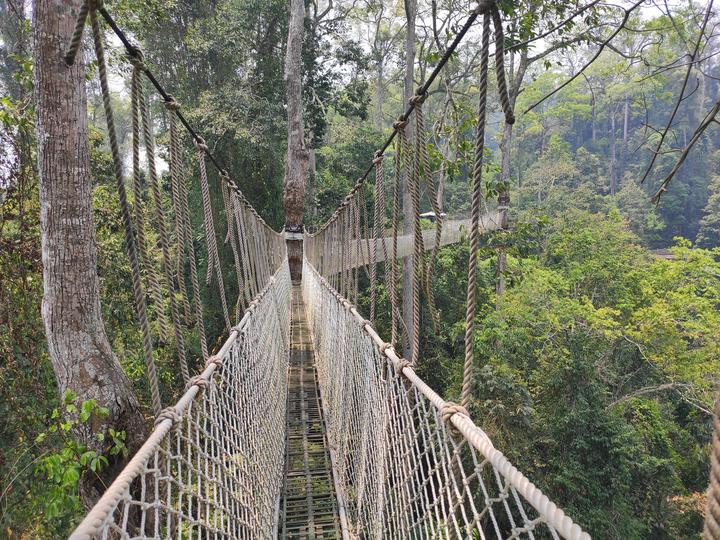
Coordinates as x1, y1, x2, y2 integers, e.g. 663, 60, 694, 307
279, 284, 345, 539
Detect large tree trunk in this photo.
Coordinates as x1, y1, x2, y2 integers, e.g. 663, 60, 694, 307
283, 0, 309, 280
401, 0, 416, 359
34, 0, 145, 508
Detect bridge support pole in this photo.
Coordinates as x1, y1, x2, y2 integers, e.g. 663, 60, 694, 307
285, 230, 304, 282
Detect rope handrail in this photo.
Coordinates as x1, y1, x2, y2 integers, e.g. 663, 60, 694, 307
303, 258, 591, 540
68, 263, 291, 540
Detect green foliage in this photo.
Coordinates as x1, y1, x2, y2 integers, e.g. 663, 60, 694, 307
425, 206, 718, 537
31, 392, 127, 534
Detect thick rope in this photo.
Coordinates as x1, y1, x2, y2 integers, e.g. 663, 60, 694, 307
137, 67, 190, 383
221, 179, 244, 321
412, 94, 442, 335
90, 8, 161, 415
168, 102, 209, 360
351, 193, 361, 306
64, 0, 91, 66
389, 125, 404, 348
370, 153, 384, 324
491, 5, 516, 126
461, 13, 491, 411
404, 108, 423, 367
165, 98, 192, 326
232, 194, 253, 309
197, 141, 232, 331
130, 60, 168, 337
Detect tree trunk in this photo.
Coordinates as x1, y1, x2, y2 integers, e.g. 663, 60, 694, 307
622, 99, 629, 166
283, 0, 309, 280
610, 112, 617, 195
402, 0, 416, 359
374, 56, 384, 131
34, 0, 145, 508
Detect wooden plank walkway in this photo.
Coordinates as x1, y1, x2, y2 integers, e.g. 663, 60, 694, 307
279, 284, 345, 539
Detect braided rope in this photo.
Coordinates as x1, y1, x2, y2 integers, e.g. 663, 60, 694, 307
232, 193, 254, 308
90, 9, 161, 415
389, 127, 404, 348
137, 70, 190, 383
64, 0, 90, 66
165, 98, 192, 325
130, 61, 168, 336
351, 193, 361, 306
413, 95, 443, 335
169, 109, 209, 360
370, 153, 384, 324
403, 110, 423, 367
491, 5, 516, 126
461, 13, 491, 411
197, 143, 231, 331
220, 180, 244, 321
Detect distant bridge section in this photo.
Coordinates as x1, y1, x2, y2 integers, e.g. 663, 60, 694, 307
337, 210, 502, 270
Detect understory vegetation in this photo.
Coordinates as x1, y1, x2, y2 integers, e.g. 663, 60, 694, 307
2, 0, 719, 537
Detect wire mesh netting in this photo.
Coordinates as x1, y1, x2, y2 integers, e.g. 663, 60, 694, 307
69, 263, 291, 540
302, 259, 589, 540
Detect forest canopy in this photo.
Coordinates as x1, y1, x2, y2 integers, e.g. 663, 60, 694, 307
1, 0, 719, 537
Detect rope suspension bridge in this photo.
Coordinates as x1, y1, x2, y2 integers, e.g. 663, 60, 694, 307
59, 1, 597, 538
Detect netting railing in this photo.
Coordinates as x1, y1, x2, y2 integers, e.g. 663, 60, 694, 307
303, 259, 590, 540
69, 262, 291, 540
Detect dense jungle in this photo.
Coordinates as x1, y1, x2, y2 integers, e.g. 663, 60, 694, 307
1, 0, 719, 537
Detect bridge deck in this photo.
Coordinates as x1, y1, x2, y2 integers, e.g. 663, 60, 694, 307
279, 283, 344, 538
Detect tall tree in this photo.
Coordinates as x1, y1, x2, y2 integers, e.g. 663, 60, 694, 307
283, 0, 309, 279
33, 0, 145, 506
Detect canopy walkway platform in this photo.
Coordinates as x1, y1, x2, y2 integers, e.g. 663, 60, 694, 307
280, 284, 346, 538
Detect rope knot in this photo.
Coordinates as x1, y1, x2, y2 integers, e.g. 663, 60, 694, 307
378, 341, 393, 355
231, 324, 244, 335
473, 0, 495, 14
441, 401, 470, 426
358, 318, 371, 330
373, 151, 384, 165
127, 48, 145, 72
195, 136, 209, 153
154, 406, 181, 427
205, 354, 224, 369
163, 95, 180, 111
395, 358, 413, 373
88, 0, 104, 10
393, 117, 408, 132
409, 92, 427, 107
186, 375, 211, 393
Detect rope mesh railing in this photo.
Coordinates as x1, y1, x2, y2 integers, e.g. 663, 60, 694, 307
302, 259, 589, 540
69, 263, 291, 540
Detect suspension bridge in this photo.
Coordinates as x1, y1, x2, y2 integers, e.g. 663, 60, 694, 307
57, 1, 598, 538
